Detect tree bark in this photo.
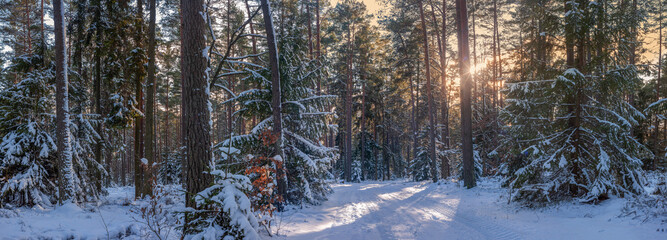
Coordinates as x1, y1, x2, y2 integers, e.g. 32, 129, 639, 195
40, 0, 44, 47
316, 0, 321, 93
92, 0, 105, 189
260, 0, 287, 201
26, 1, 31, 54
307, 0, 313, 58
181, 0, 213, 209
419, 0, 438, 182
344, 24, 354, 182
565, 0, 574, 68
492, 0, 499, 110
54, 0, 75, 204
471, 0, 477, 101
495, 0, 503, 109
455, 0, 475, 188
657, 2, 663, 170
164, 81, 170, 158
134, 0, 146, 199
409, 73, 417, 166
430, 0, 450, 178
360, 82, 367, 180
145, 0, 157, 195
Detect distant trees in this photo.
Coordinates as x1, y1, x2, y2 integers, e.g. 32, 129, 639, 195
0, 0, 664, 215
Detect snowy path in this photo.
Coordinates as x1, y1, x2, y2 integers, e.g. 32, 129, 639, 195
274, 179, 664, 240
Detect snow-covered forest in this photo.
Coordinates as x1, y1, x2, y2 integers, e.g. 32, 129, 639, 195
0, 0, 665, 239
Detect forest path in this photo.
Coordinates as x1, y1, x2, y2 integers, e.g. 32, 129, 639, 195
273, 179, 662, 240
274, 179, 523, 240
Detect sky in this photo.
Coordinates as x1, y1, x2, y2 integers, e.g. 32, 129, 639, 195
332, 0, 388, 16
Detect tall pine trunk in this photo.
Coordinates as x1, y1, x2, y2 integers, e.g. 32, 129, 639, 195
54, 0, 75, 204
360, 82, 367, 179
134, 0, 146, 199
181, 0, 213, 210
93, 0, 105, 189
419, 0, 438, 182
260, 0, 287, 202
344, 25, 353, 182
657, 2, 663, 170
455, 0, 475, 188
430, 0, 450, 178
144, 0, 157, 196
441, 0, 450, 178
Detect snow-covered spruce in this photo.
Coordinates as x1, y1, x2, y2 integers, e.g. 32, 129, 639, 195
0, 60, 103, 207
502, 68, 651, 203
0, 74, 58, 207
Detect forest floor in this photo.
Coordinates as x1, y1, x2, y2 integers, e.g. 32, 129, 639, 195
273, 177, 666, 240
0, 177, 664, 239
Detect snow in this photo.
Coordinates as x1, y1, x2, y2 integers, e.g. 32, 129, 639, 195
1, 179, 663, 239
272, 178, 665, 240
0, 186, 182, 239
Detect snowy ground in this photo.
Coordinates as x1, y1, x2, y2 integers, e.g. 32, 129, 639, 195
0, 178, 664, 239
273, 178, 666, 240
0, 186, 183, 239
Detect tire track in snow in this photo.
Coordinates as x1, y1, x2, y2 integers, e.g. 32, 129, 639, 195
277, 181, 524, 240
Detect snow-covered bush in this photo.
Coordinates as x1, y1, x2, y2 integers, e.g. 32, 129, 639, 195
186, 170, 260, 240
159, 149, 182, 185
410, 147, 432, 182
350, 160, 362, 182
131, 182, 180, 240
354, 131, 382, 181
410, 126, 441, 181
503, 68, 651, 203
622, 172, 667, 223
457, 147, 482, 182
105, 93, 143, 129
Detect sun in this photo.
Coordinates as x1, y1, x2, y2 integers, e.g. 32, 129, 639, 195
469, 63, 479, 75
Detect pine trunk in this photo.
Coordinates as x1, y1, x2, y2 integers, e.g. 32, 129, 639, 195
344, 25, 353, 182
455, 0, 475, 188
144, 0, 157, 195
260, 0, 287, 201
54, 0, 75, 204
430, 0, 450, 178
360, 83, 366, 180
93, 0, 105, 188
419, 0, 438, 182
181, 0, 213, 209
134, 0, 146, 199
657, 2, 663, 170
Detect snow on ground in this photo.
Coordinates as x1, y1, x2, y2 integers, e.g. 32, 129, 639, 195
0, 179, 664, 239
0, 186, 182, 240
273, 178, 666, 240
